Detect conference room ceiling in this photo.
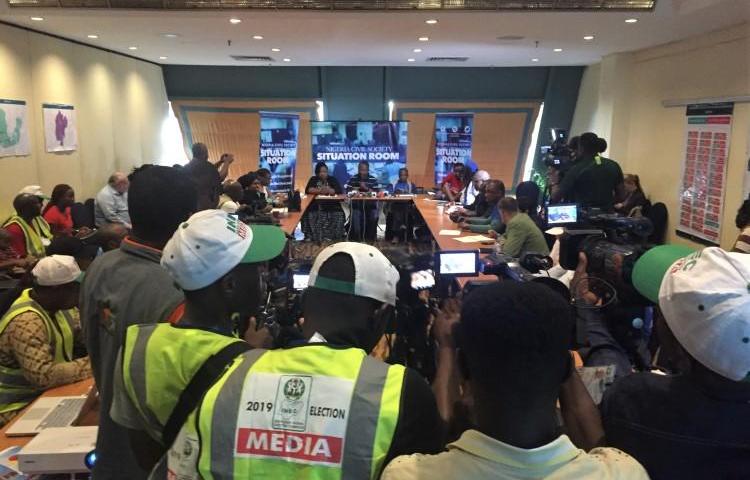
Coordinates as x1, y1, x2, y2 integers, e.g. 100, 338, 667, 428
0, 0, 746, 66
4, 0, 657, 10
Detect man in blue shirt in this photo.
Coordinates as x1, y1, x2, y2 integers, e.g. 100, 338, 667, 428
95, 172, 131, 229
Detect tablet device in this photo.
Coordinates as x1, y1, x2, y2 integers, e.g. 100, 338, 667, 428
435, 250, 479, 276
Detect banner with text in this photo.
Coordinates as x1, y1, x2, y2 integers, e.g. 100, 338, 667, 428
259, 112, 299, 193
434, 112, 474, 185
677, 102, 733, 246
311, 121, 408, 188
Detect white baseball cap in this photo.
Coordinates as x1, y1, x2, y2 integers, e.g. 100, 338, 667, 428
161, 210, 287, 291
633, 246, 750, 381
19, 185, 49, 200
308, 242, 399, 306
32, 255, 81, 286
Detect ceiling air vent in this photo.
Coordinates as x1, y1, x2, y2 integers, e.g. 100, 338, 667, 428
426, 57, 469, 63
230, 55, 275, 62
496, 35, 525, 41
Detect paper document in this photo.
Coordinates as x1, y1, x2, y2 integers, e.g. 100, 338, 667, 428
576, 365, 616, 404
455, 235, 494, 243
438, 229, 462, 236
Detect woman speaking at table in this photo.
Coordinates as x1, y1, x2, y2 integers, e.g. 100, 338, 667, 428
302, 162, 345, 242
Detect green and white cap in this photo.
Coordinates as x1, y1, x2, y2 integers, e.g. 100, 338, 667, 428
308, 242, 400, 306
633, 245, 750, 381
162, 210, 287, 291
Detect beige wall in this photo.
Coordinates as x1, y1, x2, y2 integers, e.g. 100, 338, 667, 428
571, 23, 750, 249
395, 102, 541, 189
0, 22, 169, 218
169, 99, 317, 191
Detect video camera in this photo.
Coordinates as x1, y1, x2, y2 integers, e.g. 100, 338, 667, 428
541, 128, 574, 173
551, 204, 655, 304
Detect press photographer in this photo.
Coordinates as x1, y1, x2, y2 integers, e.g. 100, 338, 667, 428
550, 133, 625, 211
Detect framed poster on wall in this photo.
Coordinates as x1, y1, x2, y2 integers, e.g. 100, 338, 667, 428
0, 99, 30, 157
676, 102, 733, 245
43, 103, 77, 152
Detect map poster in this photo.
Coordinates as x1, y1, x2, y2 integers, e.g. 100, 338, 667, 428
677, 102, 733, 246
43, 103, 77, 152
0, 99, 30, 158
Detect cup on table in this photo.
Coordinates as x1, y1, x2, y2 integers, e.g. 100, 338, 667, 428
437, 204, 444, 214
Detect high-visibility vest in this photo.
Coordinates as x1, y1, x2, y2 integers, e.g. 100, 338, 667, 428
0, 289, 75, 414
2, 215, 52, 257
168, 345, 405, 480
120, 323, 245, 443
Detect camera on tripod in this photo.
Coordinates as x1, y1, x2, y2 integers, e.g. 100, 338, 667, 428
541, 128, 574, 173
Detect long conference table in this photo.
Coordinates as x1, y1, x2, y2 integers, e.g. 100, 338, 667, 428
0, 194, 497, 452
280, 194, 492, 250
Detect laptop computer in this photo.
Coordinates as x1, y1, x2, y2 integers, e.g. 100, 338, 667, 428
6, 396, 86, 437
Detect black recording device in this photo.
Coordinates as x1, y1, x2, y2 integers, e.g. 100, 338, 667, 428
481, 252, 551, 282
557, 208, 655, 304
541, 128, 574, 173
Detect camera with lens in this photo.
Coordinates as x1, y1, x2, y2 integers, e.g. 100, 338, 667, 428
235, 255, 306, 347
379, 248, 439, 380
541, 128, 574, 174
557, 208, 654, 305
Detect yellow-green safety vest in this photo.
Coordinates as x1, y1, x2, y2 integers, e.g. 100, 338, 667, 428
121, 323, 245, 443
2, 215, 52, 258
164, 345, 406, 480
0, 289, 75, 414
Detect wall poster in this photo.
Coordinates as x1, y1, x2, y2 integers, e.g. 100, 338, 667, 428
0, 99, 30, 157
677, 102, 733, 245
43, 103, 78, 153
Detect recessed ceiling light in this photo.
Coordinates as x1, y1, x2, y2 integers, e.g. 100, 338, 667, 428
229, 18, 242, 24
159, 56, 168, 60
425, 19, 438, 25
283, 58, 291, 62
408, 58, 416, 62
531, 58, 539, 62
162, 33, 179, 38
253, 35, 264, 40
583, 35, 595, 41
30, 17, 44, 21
553, 48, 563, 52
413, 48, 422, 53
272, 48, 281, 52
87, 34, 99, 39
418, 37, 429, 42
128, 46, 138, 51
625, 18, 638, 23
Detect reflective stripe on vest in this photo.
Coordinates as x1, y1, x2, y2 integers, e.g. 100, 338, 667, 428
196, 346, 405, 480
0, 289, 75, 413
122, 323, 245, 443
2, 215, 50, 258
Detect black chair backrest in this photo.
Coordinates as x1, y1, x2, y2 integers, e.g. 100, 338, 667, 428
71, 199, 95, 229
647, 202, 668, 245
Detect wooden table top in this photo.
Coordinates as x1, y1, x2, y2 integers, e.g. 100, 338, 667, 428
277, 195, 314, 235
412, 196, 495, 252
0, 378, 96, 451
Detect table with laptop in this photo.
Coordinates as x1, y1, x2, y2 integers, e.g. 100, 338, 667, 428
0, 378, 96, 476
